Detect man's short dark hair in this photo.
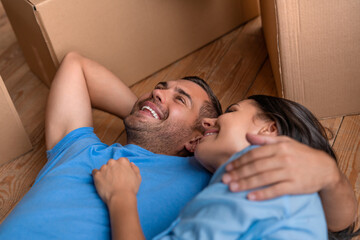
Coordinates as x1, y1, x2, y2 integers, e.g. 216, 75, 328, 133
181, 76, 222, 118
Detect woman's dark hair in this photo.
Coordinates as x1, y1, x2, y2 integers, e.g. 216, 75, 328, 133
248, 95, 359, 240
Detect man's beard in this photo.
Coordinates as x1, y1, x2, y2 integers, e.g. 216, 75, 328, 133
124, 115, 195, 156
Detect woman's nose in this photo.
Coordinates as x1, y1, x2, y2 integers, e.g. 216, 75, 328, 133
201, 118, 217, 129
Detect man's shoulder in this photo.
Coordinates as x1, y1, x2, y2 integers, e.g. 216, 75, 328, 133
47, 127, 101, 159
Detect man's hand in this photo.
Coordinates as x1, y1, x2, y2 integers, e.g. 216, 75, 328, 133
222, 133, 340, 201
93, 158, 142, 204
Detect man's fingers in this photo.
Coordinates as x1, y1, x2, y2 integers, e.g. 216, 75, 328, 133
247, 182, 293, 201
225, 144, 280, 172
246, 133, 288, 146
223, 157, 283, 182
228, 169, 288, 192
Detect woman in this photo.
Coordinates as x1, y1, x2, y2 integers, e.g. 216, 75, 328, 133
93, 95, 359, 239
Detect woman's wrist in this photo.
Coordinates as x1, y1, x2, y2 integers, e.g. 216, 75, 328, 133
107, 191, 137, 207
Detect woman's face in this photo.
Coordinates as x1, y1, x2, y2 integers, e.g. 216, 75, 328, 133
194, 99, 276, 172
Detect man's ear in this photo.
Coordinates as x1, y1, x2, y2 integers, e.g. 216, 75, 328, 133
185, 136, 202, 153
258, 121, 278, 136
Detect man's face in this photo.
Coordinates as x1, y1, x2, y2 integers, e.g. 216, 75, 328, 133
124, 79, 210, 156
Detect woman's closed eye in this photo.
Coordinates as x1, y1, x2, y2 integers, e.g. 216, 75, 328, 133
225, 103, 240, 113
225, 107, 236, 113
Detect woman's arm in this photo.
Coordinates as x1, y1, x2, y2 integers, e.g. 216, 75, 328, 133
222, 134, 357, 231
92, 158, 145, 240
107, 194, 144, 240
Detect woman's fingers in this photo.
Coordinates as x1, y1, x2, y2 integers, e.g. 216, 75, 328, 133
92, 168, 99, 175
131, 162, 141, 179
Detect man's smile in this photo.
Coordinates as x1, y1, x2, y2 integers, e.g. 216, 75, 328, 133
139, 101, 164, 120
141, 106, 160, 119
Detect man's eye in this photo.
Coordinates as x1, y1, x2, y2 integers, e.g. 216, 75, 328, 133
155, 85, 164, 90
176, 96, 186, 104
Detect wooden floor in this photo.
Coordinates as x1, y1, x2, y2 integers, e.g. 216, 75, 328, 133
1, 2, 359, 235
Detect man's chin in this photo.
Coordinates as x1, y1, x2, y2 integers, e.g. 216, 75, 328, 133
124, 115, 161, 132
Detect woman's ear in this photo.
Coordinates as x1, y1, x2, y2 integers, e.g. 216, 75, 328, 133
259, 121, 278, 136
185, 136, 202, 153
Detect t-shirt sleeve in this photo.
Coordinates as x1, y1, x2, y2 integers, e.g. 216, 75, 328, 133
155, 187, 327, 240
242, 194, 328, 240
35, 127, 102, 184
46, 127, 99, 162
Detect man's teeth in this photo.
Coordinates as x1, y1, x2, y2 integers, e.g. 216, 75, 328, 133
141, 106, 159, 119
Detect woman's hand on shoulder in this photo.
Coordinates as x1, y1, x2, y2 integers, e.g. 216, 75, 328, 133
92, 158, 142, 204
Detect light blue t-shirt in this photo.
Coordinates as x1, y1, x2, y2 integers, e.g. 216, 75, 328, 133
0, 127, 211, 240
155, 146, 328, 240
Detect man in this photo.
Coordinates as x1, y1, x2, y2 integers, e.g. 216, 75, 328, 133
0, 52, 356, 239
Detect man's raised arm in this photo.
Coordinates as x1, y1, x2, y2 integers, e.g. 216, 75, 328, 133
45, 52, 138, 150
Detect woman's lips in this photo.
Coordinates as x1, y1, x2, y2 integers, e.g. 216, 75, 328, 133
203, 129, 219, 137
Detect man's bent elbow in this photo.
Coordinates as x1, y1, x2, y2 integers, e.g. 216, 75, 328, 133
61, 51, 83, 65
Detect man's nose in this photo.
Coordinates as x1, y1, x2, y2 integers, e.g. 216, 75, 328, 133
152, 88, 167, 103
201, 118, 217, 129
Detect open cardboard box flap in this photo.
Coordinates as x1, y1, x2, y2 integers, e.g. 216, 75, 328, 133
2, 0, 259, 87
0, 76, 32, 165
261, 0, 360, 118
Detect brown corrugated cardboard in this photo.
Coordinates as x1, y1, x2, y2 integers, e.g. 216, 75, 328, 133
0, 76, 32, 165
260, 0, 360, 118
2, 0, 259, 87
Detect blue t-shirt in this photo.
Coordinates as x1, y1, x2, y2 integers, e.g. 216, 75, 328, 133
0, 127, 211, 239
155, 146, 328, 240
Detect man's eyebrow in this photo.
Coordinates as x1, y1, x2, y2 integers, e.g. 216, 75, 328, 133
175, 87, 192, 106
155, 81, 168, 88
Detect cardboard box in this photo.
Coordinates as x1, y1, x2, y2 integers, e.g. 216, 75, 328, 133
260, 0, 360, 118
2, 0, 259, 87
0, 76, 32, 165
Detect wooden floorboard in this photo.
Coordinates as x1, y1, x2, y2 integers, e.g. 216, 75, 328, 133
0, 2, 359, 235
332, 115, 360, 229
244, 58, 278, 98
208, 17, 267, 108
320, 117, 343, 147
0, 136, 47, 224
